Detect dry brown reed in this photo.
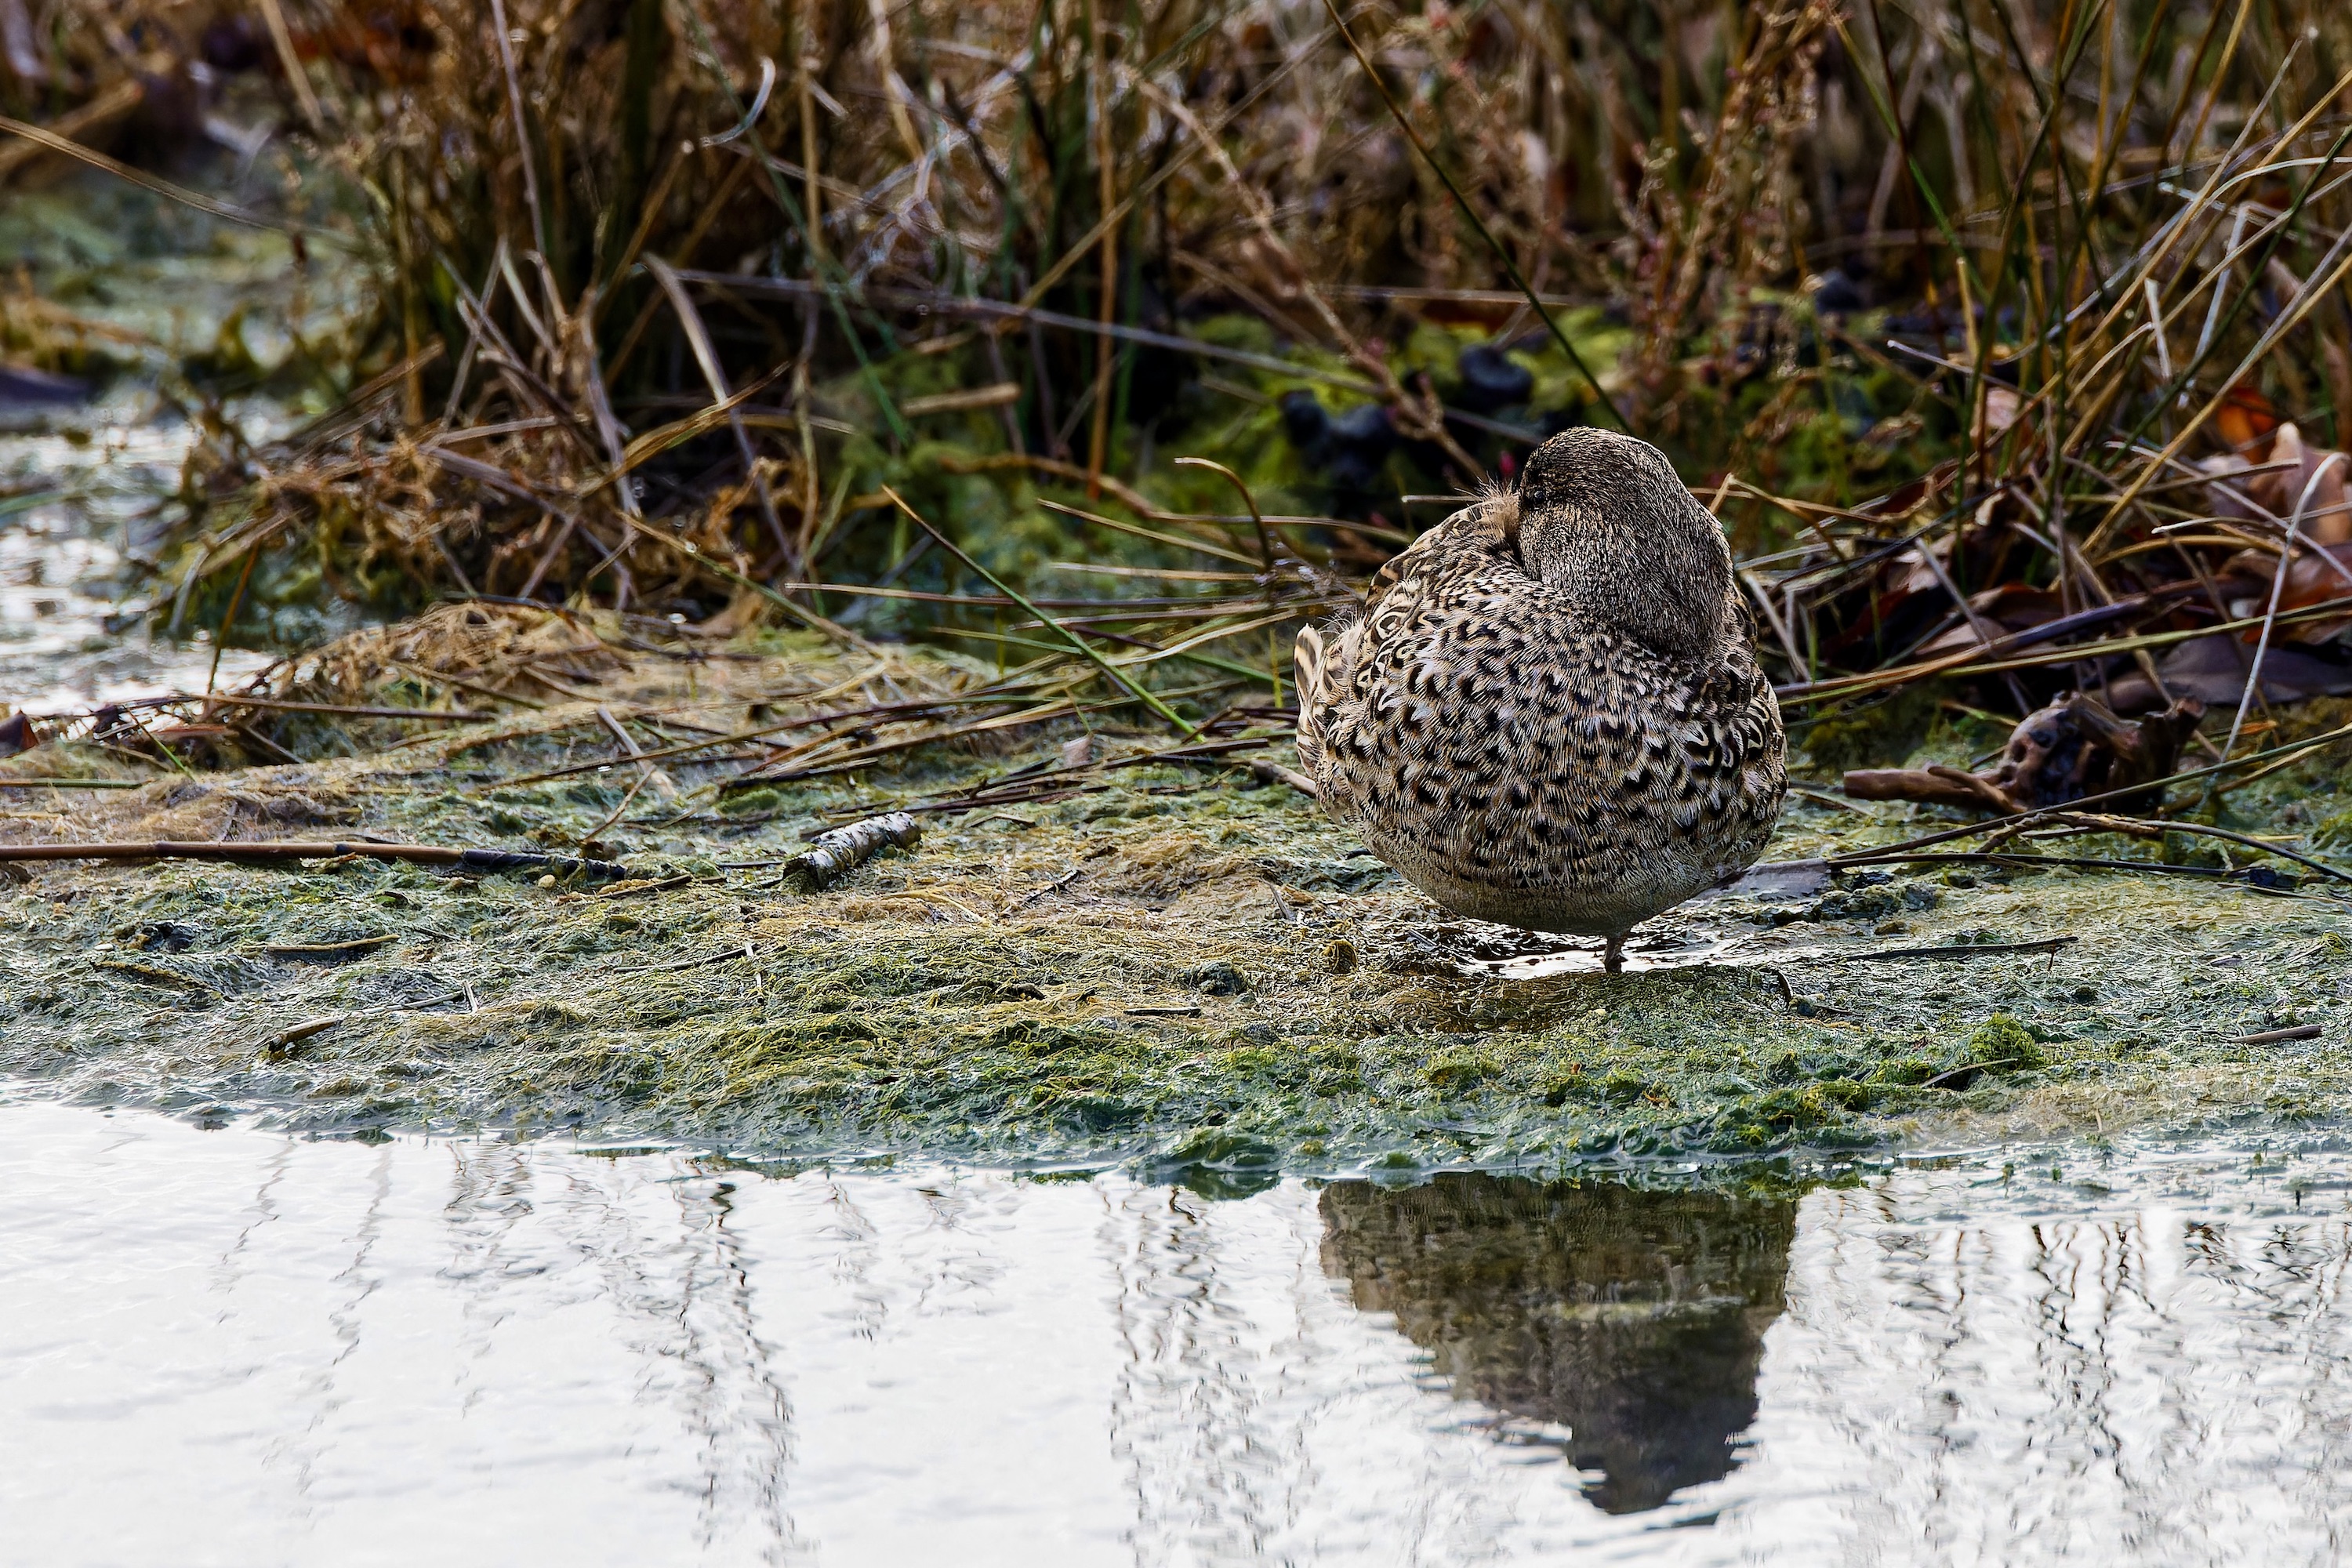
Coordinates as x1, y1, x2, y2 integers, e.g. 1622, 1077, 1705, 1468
13, 0, 2352, 794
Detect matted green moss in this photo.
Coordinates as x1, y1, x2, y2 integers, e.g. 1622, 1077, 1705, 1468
7, 647, 2352, 1178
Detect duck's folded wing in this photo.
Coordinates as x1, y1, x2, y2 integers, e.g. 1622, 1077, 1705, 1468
1294, 623, 1330, 779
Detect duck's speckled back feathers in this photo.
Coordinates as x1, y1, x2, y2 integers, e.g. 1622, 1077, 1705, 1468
1295, 429, 1784, 940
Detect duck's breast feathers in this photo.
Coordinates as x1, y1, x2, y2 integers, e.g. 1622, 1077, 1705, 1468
1312, 593, 1782, 864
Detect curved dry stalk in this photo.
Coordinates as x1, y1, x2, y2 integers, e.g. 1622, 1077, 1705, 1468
0, 114, 342, 245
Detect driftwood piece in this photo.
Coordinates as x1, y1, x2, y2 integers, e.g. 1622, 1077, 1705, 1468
0, 839, 634, 880
781, 811, 921, 890
1845, 693, 2203, 814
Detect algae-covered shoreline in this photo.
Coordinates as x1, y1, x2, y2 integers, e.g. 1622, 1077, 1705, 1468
9, 5, 2352, 1187
9, 630, 2352, 1185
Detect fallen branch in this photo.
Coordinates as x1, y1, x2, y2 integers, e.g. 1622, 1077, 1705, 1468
1922, 1058, 2026, 1088
1828, 850, 2309, 891
263, 935, 399, 960
1823, 716, 2352, 869
1831, 936, 2078, 963
256, 1014, 347, 1061
1843, 695, 2201, 815
202, 695, 496, 722
2230, 1023, 2324, 1045
0, 840, 633, 879
1845, 764, 2023, 813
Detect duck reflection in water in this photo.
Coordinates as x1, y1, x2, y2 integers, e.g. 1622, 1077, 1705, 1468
1319, 1172, 1795, 1514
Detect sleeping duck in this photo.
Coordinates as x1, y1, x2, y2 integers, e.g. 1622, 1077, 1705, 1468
1295, 428, 1785, 971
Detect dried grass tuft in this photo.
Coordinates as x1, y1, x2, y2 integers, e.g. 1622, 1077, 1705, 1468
285, 600, 625, 706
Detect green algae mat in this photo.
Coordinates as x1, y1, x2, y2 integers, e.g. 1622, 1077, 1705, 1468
7, 634, 2351, 1181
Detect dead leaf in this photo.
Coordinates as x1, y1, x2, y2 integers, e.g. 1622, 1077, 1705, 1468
2214, 383, 2282, 456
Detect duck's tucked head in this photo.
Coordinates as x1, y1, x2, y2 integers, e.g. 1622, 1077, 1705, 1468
1515, 427, 1732, 660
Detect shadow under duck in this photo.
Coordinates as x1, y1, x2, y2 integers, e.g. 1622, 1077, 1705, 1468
1294, 428, 1786, 972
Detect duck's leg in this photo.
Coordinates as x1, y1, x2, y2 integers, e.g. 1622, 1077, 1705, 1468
1603, 935, 1624, 975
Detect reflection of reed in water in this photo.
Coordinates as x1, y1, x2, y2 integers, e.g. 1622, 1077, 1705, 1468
423, 1143, 804, 1559
1319, 1174, 1795, 1513
1759, 1195, 2352, 1561
1100, 1182, 1292, 1563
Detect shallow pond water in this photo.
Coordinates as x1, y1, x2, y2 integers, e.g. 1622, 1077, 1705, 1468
1, 399, 275, 713
2, 169, 366, 717
6, 1098, 2352, 1566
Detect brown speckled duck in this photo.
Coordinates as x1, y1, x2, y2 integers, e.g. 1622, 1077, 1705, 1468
1294, 428, 1785, 971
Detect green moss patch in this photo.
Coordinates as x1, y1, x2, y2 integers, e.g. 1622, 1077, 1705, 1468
7, 648, 2352, 1174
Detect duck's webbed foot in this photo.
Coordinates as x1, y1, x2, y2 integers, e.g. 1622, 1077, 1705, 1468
1603, 935, 1624, 975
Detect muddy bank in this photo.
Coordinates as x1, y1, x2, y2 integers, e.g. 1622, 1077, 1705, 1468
6, 633, 2350, 1181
